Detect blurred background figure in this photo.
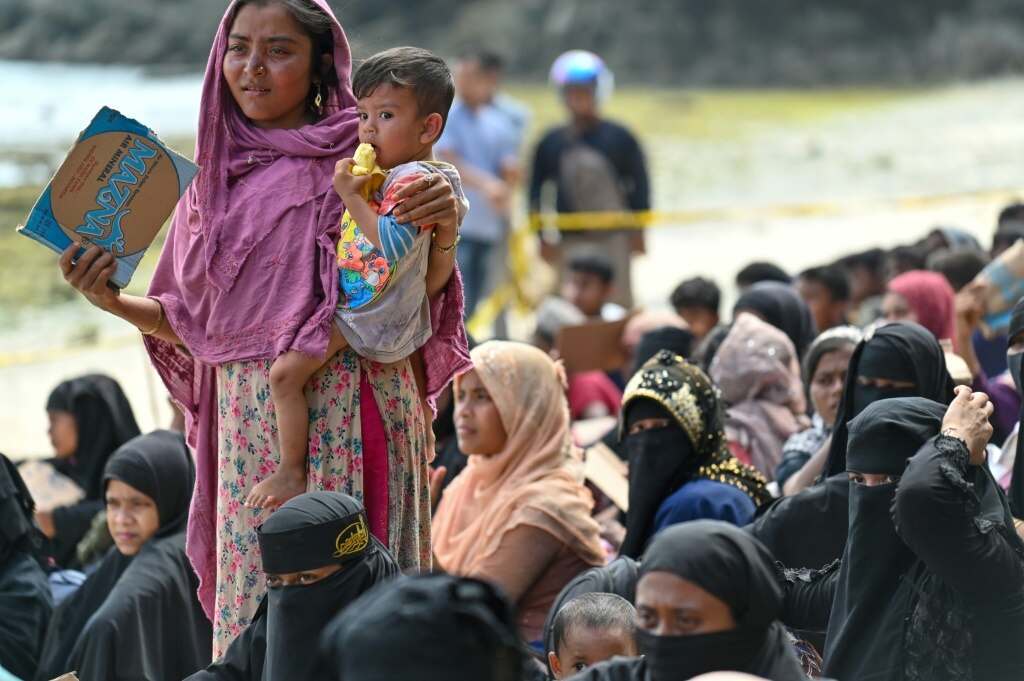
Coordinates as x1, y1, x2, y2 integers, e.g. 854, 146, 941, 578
992, 203, 1024, 259
670, 276, 721, 343
561, 251, 627, 322
795, 266, 849, 333
438, 47, 524, 322
735, 262, 790, 294
33, 374, 140, 569
529, 49, 649, 309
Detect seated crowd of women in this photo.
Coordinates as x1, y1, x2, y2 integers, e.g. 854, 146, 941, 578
6, 291, 1024, 680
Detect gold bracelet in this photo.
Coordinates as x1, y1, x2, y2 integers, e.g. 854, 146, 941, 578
430, 227, 461, 254
140, 298, 165, 335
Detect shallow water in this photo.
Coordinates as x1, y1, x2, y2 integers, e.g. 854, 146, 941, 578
0, 58, 201, 199
0, 59, 201, 157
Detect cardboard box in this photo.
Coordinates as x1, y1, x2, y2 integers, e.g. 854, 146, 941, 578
556, 315, 632, 374
583, 441, 629, 511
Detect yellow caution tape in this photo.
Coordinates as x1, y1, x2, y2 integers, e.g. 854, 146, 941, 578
525, 186, 1023, 232
467, 186, 1023, 335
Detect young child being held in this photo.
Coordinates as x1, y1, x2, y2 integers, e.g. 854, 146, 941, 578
548, 593, 640, 679
247, 46, 464, 509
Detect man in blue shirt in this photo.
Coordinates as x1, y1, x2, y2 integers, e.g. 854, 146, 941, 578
437, 48, 523, 319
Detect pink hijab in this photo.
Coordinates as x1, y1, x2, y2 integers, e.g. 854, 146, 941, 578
887, 270, 958, 352
144, 0, 468, 617
433, 342, 604, 576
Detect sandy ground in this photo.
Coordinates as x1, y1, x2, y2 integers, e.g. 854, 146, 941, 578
4, 79, 1024, 459
1, 337, 174, 459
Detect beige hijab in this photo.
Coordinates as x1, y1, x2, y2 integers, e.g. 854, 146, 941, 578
433, 341, 604, 575
710, 313, 810, 481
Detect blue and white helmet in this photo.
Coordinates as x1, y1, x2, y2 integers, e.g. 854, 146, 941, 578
549, 50, 614, 103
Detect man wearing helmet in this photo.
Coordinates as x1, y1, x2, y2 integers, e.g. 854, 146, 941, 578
529, 50, 650, 309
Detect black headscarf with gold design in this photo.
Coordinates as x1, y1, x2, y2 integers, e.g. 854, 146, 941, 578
256, 492, 400, 681
618, 351, 770, 558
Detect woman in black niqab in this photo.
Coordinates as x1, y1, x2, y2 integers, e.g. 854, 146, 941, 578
0, 453, 52, 680
43, 373, 140, 566
35, 429, 208, 681
823, 397, 947, 679
186, 491, 401, 681
259, 492, 400, 681
733, 281, 817, 361
822, 321, 957, 478
572, 521, 805, 681
748, 322, 956, 569
618, 352, 770, 559
782, 396, 1024, 681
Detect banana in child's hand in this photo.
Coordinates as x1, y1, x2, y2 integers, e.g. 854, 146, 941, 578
351, 143, 378, 176
349, 143, 386, 199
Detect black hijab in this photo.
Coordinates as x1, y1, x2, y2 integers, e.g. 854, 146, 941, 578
102, 429, 194, 537
46, 374, 140, 499
35, 430, 204, 681
822, 322, 956, 478
0, 453, 39, 563
734, 281, 817, 361
575, 521, 805, 681
823, 397, 946, 680
0, 454, 53, 680
618, 351, 770, 558
632, 327, 694, 374
320, 573, 525, 681
1008, 298, 1024, 517
258, 492, 400, 681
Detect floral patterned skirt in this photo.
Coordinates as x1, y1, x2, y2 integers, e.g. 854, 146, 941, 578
212, 349, 431, 657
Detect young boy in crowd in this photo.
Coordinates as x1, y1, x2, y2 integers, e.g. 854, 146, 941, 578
735, 261, 790, 293
835, 247, 886, 326
247, 47, 465, 509
795, 266, 849, 333
548, 593, 640, 678
670, 276, 721, 342
562, 252, 628, 321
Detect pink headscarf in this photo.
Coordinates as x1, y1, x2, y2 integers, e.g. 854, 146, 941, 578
151, 0, 359, 365
144, 0, 469, 617
887, 270, 957, 352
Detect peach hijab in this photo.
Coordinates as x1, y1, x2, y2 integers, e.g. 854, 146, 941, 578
432, 341, 604, 574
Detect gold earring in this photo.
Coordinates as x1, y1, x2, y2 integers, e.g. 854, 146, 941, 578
314, 82, 323, 113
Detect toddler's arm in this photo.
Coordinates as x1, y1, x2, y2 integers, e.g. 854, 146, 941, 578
334, 158, 383, 248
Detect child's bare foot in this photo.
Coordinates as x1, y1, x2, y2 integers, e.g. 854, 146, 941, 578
245, 469, 307, 509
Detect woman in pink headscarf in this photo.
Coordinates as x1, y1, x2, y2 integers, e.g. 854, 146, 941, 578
885, 269, 1021, 445
57, 0, 469, 655
432, 341, 604, 643
884, 270, 957, 350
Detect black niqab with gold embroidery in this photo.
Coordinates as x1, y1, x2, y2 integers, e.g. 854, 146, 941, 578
618, 351, 770, 558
